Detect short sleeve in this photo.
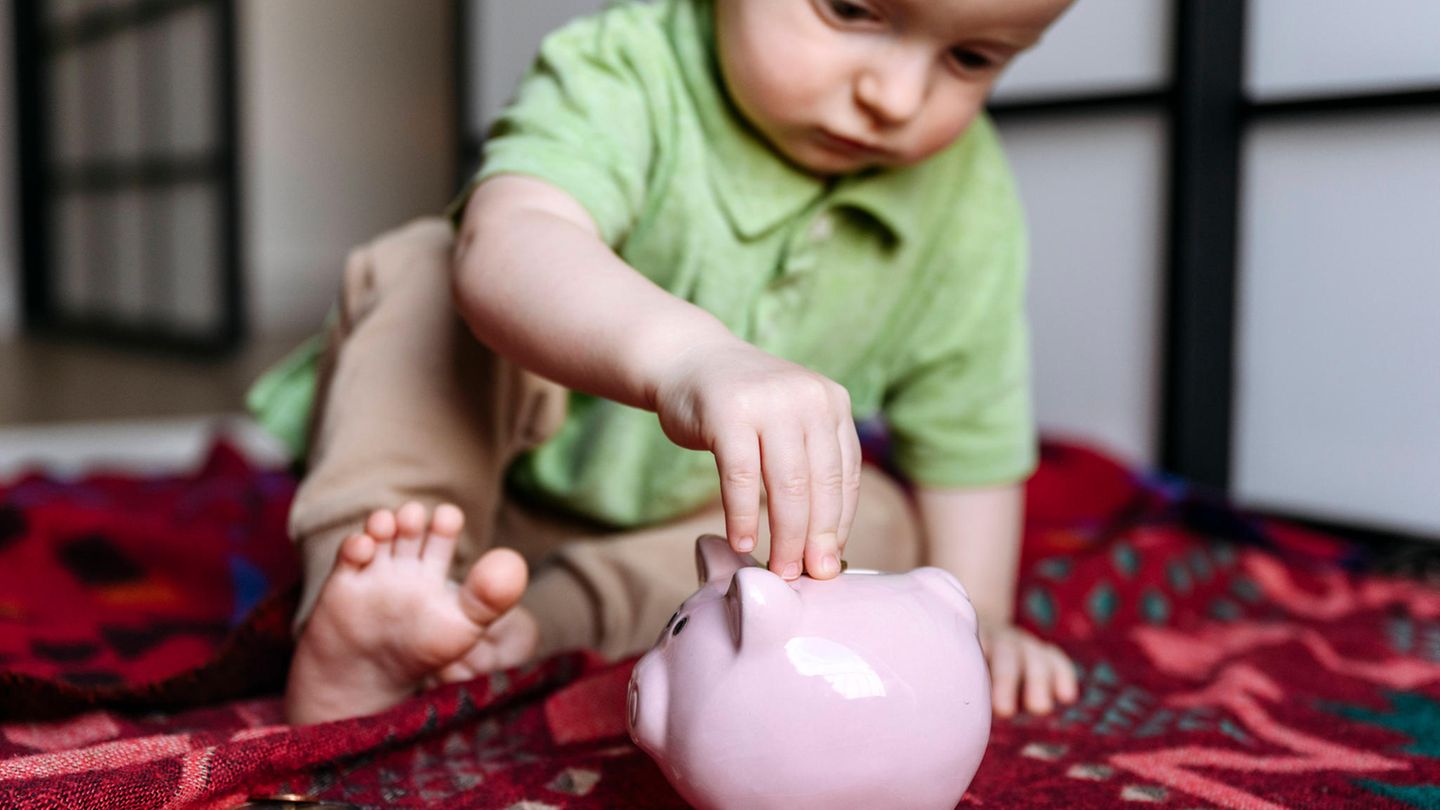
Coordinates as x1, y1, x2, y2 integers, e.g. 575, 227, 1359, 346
447, 8, 662, 247
882, 125, 1037, 488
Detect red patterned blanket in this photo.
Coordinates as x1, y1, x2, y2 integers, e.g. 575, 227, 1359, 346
1, 440, 1436, 808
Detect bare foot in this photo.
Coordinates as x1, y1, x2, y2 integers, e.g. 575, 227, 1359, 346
285, 502, 538, 725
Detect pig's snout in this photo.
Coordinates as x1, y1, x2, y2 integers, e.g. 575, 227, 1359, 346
627, 655, 668, 753
627, 672, 640, 728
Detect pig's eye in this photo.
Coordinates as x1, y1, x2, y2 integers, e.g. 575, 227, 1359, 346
671, 616, 689, 637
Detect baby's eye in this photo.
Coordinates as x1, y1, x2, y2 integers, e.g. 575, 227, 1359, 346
949, 48, 993, 71
826, 0, 878, 22
671, 616, 689, 637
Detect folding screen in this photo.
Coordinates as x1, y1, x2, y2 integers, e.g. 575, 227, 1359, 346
1235, 1, 1440, 536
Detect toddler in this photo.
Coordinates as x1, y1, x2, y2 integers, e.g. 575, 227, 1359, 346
252, 0, 1079, 726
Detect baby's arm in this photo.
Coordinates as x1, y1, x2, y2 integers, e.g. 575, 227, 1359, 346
915, 483, 1077, 716
453, 174, 858, 581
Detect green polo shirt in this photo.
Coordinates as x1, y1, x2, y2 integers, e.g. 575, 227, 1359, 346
250, 0, 1035, 528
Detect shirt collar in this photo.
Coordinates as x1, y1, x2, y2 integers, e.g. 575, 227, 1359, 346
667, 0, 936, 244
829, 161, 935, 245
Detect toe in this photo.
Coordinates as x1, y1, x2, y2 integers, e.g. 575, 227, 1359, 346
393, 502, 427, 558
434, 608, 540, 684
420, 504, 465, 574
431, 503, 464, 537
459, 547, 528, 627
336, 532, 377, 570
365, 509, 398, 543
488, 608, 540, 667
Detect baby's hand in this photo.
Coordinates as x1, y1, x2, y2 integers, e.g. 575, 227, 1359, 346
652, 338, 859, 582
979, 620, 1078, 717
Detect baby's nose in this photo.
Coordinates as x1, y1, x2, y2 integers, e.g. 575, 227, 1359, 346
856, 58, 928, 125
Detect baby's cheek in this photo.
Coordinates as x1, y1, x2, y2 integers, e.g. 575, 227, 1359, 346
904, 102, 984, 164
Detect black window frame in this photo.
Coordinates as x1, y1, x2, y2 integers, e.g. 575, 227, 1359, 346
12, 0, 243, 358
989, 1, 1439, 545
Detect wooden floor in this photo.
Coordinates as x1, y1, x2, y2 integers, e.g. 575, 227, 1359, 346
0, 335, 306, 425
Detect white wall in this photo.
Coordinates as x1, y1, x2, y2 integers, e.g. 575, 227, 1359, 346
241, 0, 456, 336
0, 1, 18, 340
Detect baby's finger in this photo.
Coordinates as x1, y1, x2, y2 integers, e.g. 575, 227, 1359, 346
1022, 642, 1055, 715
760, 430, 809, 581
803, 424, 844, 580
988, 636, 1020, 717
714, 431, 762, 555
1049, 644, 1079, 704
835, 417, 862, 555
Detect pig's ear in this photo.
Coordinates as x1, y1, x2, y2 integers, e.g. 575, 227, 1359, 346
695, 534, 759, 587
911, 567, 978, 628
724, 567, 800, 651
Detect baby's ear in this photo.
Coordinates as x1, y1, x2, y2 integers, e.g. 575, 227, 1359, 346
724, 567, 800, 651
695, 534, 759, 587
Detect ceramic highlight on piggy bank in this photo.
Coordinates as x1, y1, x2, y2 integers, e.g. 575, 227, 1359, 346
628, 534, 991, 810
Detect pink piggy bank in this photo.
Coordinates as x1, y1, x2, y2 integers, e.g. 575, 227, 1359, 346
628, 534, 991, 810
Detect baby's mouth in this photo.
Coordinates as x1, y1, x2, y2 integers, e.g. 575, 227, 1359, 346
817, 129, 888, 157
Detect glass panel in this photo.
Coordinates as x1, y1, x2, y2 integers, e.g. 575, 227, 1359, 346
95, 31, 145, 161
108, 187, 148, 323
166, 183, 220, 333
471, 0, 607, 133
136, 17, 166, 156
65, 44, 114, 165
1246, 0, 1440, 100
48, 0, 99, 26
1235, 113, 1440, 535
52, 49, 92, 163
996, 112, 1169, 466
53, 193, 99, 318
993, 0, 1172, 102
160, 5, 217, 154
462, 0, 485, 140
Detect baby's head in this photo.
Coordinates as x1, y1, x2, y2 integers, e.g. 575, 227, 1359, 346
714, 0, 1074, 175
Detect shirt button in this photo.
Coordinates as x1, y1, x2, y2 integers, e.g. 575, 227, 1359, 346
786, 252, 816, 274
808, 213, 835, 242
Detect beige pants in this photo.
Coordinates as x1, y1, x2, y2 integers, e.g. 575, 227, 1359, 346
290, 218, 923, 660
